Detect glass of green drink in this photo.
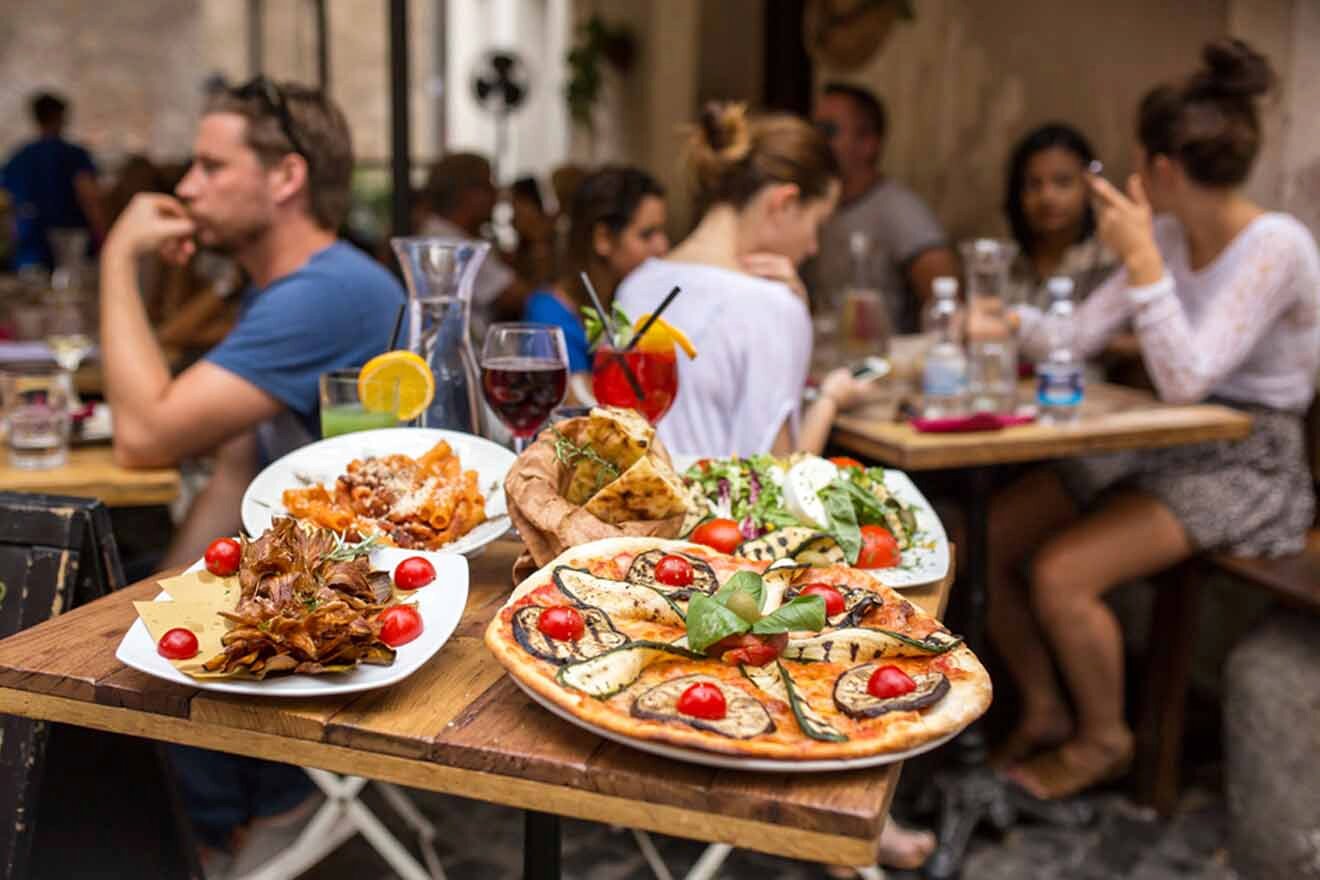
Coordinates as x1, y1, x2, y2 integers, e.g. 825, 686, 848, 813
319, 369, 401, 438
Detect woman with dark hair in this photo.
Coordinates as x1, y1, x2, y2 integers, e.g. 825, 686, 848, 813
981, 39, 1319, 799
521, 166, 670, 375
1003, 123, 1117, 308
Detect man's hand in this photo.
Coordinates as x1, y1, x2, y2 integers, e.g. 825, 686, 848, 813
740, 252, 807, 301
103, 193, 197, 265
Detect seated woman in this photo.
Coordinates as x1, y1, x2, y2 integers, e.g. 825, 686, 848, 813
985, 38, 1319, 799
522, 166, 669, 381
1004, 123, 1117, 308
616, 103, 873, 458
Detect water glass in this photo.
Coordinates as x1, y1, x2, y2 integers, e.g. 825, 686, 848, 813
967, 339, 1018, 413
840, 287, 891, 358
2, 367, 73, 469
319, 369, 401, 438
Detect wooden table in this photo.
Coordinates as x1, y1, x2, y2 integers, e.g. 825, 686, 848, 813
0, 446, 180, 507
833, 381, 1253, 470
0, 538, 956, 871
830, 381, 1252, 878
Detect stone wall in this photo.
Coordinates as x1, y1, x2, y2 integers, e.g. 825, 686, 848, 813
0, 0, 201, 166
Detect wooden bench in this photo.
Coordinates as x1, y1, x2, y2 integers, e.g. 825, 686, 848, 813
1136, 399, 1319, 816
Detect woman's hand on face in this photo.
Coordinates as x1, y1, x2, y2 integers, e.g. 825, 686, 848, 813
740, 252, 807, 302
1089, 173, 1163, 284
819, 367, 876, 411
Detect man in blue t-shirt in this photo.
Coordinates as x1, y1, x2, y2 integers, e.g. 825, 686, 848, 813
98, 77, 403, 870
2, 91, 107, 269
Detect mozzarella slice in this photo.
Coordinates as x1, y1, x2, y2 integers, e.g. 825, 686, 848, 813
783, 458, 839, 528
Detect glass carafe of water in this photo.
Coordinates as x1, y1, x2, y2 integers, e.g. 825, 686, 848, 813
390, 236, 487, 433
959, 238, 1020, 413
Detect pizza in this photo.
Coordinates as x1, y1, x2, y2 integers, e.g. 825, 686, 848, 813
484, 536, 991, 761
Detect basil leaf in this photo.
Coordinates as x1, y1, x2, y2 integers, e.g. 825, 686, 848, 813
836, 477, 890, 527
818, 480, 861, 564
714, 570, 764, 611
751, 595, 826, 635
686, 593, 751, 654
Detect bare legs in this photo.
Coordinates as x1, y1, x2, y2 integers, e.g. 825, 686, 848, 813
988, 469, 1195, 797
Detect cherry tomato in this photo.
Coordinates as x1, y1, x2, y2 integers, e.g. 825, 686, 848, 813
393, 556, 436, 590
707, 632, 787, 667
696, 459, 712, 473
654, 554, 695, 587
537, 606, 585, 642
378, 605, 424, 647
867, 665, 917, 699
857, 525, 901, 568
676, 681, 727, 720
829, 456, 864, 470
799, 583, 846, 617
157, 627, 199, 660
204, 537, 241, 577
690, 518, 742, 555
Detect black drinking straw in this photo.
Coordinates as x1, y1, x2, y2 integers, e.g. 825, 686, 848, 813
387, 303, 405, 351
579, 272, 646, 403
623, 286, 682, 352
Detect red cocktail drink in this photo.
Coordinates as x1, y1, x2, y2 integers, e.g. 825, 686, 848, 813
591, 346, 678, 424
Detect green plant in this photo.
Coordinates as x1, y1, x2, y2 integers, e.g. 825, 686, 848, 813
564, 15, 636, 129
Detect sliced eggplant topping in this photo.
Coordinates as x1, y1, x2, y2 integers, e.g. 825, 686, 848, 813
741, 662, 846, 742
782, 627, 962, 664
367, 570, 394, 604
833, 666, 949, 719
512, 605, 627, 665
735, 526, 819, 562
624, 551, 718, 601
761, 559, 809, 613
554, 567, 686, 626
556, 640, 702, 698
785, 585, 883, 629
632, 674, 775, 739
794, 534, 848, 567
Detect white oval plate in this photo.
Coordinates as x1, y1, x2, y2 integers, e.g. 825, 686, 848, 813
114, 547, 469, 697
670, 456, 949, 589
512, 677, 960, 772
240, 428, 515, 557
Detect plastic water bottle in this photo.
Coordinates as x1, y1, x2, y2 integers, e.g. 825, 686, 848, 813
1036, 276, 1084, 423
921, 276, 967, 418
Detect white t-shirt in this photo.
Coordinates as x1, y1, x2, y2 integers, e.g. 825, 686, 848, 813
616, 258, 813, 456
1017, 212, 1320, 413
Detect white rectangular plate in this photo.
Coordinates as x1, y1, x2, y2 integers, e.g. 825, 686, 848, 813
114, 547, 469, 697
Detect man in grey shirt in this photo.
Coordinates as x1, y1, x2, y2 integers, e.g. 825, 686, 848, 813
804, 83, 958, 334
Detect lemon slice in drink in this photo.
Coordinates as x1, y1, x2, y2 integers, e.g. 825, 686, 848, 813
357, 351, 435, 421
631, 315, 697, 358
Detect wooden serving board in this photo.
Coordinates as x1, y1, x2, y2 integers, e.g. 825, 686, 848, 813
0, 539, 956, 866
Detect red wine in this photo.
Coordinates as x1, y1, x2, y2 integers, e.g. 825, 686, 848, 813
481, 356, 568, 437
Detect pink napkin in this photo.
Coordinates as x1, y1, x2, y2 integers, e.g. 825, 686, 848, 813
910, 411, 1037, 433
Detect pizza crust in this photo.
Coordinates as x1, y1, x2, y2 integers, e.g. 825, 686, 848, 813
485, 537, 992, 762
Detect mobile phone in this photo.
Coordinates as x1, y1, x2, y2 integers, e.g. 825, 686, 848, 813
850, 357, 891, 382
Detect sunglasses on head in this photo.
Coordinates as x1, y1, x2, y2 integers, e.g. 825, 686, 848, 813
230, 76, 314, 173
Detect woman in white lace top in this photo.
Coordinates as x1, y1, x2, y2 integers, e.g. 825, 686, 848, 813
985, 39, 1319, 801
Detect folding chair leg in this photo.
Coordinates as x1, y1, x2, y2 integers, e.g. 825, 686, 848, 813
630, 829, 675, 880
376, 782, 447, 880
683, 843, 733, 880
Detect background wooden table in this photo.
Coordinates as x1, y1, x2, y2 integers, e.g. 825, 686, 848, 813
0, 538, 957, 867
0, 446, 180, 506
833, 381, 1252, 470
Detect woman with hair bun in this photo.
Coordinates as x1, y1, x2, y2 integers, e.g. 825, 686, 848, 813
616, 102, 874, 457
982, 39, 1320, 799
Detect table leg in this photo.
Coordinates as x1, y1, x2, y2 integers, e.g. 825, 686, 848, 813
923, 466, 1092, 880
523, 810, 561, 880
